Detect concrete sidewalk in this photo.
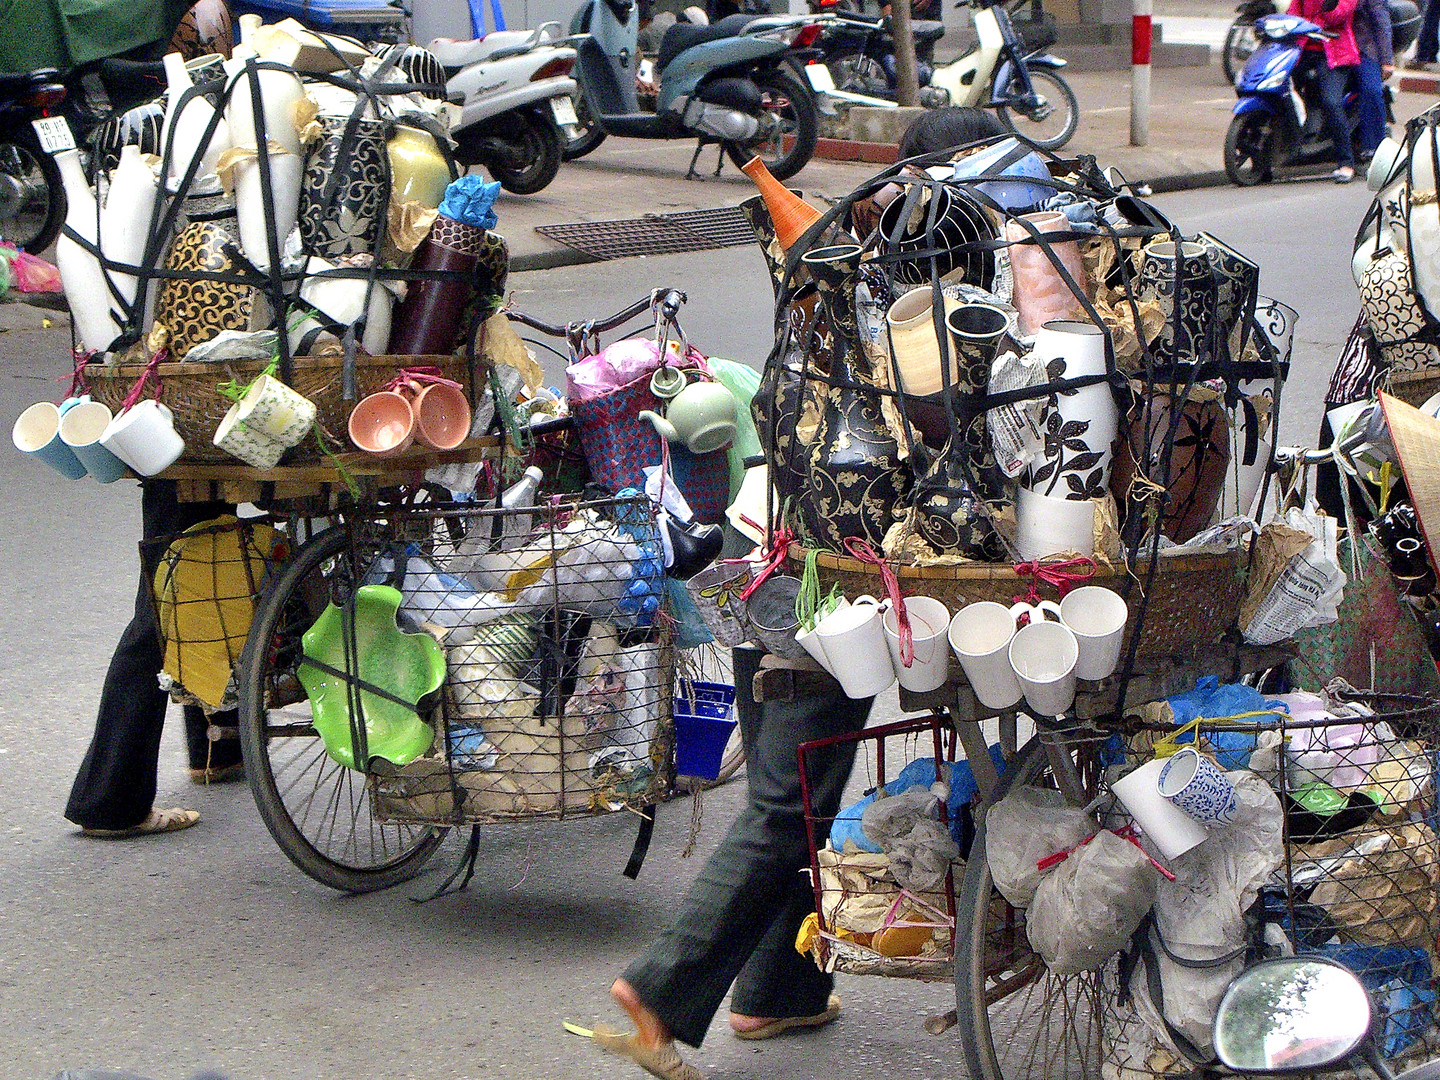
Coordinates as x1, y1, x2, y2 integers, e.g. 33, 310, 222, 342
495, 60, 1438, 269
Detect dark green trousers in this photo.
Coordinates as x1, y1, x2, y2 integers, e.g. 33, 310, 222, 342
623, 646, 872, 1048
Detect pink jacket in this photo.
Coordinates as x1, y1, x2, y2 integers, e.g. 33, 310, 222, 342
1287, 0, 1362, 67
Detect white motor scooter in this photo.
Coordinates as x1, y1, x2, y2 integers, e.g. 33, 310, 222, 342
430, 22, 580, 194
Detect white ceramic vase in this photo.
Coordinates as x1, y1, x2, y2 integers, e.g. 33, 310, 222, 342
161, 51, 230, 194
225, 58, 304, 155
233, 151, 303, 272
99, 145, 161, 325
1026, 320, 1117, 500
54, 149, 119, 353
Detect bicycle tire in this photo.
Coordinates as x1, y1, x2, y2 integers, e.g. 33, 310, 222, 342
237, 526, 448, 894
955, 735, 1105, 1080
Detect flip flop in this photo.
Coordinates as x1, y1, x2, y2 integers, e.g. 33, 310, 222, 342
731, 994, 841, 1041
80, 807, 200, 839
593, 1024, 705, 1080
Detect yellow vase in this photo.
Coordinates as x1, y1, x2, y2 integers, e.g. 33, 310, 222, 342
387, 125, 451, 209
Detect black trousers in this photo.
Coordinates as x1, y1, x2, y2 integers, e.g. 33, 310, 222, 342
65, 481, 242, 831
622, 647, 872, 1048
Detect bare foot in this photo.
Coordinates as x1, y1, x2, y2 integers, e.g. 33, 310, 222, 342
728, 1013, 773, 1035
611, 978, 671, 1051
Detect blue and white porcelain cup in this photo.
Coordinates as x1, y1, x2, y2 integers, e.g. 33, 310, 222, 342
1156, 747, 1238, 827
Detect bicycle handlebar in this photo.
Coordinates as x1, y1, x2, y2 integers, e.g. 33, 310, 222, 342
508, 288, 687, 339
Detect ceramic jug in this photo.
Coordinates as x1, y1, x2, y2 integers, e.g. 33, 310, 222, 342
54, 149, 119, 353
754, 283, 821, 505
161, 51, 229, 194
799, 245, 910, 550
912, 440, 1005, 558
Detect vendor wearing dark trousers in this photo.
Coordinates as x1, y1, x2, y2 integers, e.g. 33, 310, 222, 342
65, 480, 244, 838
596, 646, 873, 1080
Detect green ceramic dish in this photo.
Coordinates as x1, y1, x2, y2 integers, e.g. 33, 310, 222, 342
299, 584, 443, 769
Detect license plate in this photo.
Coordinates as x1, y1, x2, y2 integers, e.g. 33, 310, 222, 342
32, 115, 75, 154
550, 96, 579, 127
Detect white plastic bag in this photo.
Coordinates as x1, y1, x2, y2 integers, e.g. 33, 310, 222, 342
1026, 829, 1157, 975
861, 789, 960, 894
984, 786, 1095, 907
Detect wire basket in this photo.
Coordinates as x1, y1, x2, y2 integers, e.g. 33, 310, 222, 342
1102, 689, 1440, 1076
799, 715, 962, 980
317, 493, 677, 825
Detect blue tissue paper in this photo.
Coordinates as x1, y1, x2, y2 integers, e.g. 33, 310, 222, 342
438, 175, 502, 230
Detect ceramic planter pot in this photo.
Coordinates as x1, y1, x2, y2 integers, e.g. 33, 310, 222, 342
754, 284, 821, 504
1023, 320, 1118, 501
349, 391, 415, 457
1111, 392, 1230, 544
299, 116, 389, 259
885, 287, 961, 397
91, 97, 167, 177
1005, 209, 1087, 336
1358, 246, 1440, 373
154, 199, 254, 360
373, 44, 448, 100
1196, 231, 1260, 366
880, 183, 995, 290
1139, 241, 1218, 369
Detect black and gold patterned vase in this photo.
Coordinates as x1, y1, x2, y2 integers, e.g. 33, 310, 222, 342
154, 199, 253, 360
911, 441, 1005, 559
299, 116, 389, 259
799, 244, 910, 550
754, 282, 821, 506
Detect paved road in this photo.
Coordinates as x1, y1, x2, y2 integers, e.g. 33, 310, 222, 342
0, 177, 1372, 1080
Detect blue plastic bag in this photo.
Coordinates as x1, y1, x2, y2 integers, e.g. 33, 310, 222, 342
438, 175, 501, 230
1162, 676, 1288, 770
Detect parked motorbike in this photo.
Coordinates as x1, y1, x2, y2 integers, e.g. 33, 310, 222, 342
815, 9, 949, 107
562, 0, 825, 181
432, 22, 579, 195
1212, 956, 1440, 1080
1224, 8, 1416, 186
1223, 0, 1277, 86
0, 69, 69, 253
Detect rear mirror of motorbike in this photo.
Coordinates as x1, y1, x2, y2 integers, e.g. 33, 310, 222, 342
1213, 957, 1373, 1074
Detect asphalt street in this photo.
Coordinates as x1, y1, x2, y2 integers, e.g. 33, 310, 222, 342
0, 176, 1375, 1080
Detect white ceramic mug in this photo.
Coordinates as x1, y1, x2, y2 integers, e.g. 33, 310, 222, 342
795, 595, 849, 676
1008, 599, 1061, 627
1110, 757, 1209, 861
100, 399, 186, 476
816, 595, 896, 699
13, 400, 87, 480
947, 601, 1024, 710
59, 399, 128, 483
1059, 585, 1128, 681
237, 373, 316, 447
883, 595, 951, 693
1008, 619, 1079, 716
213, 402, 287, 469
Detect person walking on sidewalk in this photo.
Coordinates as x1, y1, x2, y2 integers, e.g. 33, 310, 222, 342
595, 646, 872, 1080
1409, 0, 1440, 68
1287, 0, 1363, 181
1354, 0, 1395, 161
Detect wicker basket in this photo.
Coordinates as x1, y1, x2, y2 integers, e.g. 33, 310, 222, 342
1386, 368, 1440, 411
787, 547, 1247, 662
85, 354, 474, 464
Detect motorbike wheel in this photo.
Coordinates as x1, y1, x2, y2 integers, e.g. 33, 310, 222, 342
994, 68, 1078, 151
723, 67, 818, 182
484, 106, 564, 195
1222, 18, 1260, 85
825, 48, 891, 97
0, 127, 65, 254
561, 84, 608, 161
1224, 112, 1275, 186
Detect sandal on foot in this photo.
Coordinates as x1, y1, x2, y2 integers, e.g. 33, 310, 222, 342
80, 807, 200, 839
732, 994, 841, 1041
188, 762, 245, 785
593, 1024, 705, 1080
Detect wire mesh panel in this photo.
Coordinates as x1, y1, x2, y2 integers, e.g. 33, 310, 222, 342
330, 494, 677, 824
799, 716, 961, 980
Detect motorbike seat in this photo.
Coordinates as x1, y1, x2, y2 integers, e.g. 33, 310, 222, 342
911, 20, 946, 43
0, 69, 61, 95
428, 30, 544, 68
657, 14, 759, 72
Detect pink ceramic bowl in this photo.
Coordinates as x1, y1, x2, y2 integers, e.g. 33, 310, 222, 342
348, 391, 415, 457
410, 382, 472, 451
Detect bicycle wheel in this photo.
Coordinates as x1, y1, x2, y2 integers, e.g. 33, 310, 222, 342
994, 69, 1079, 152
956, 733, 1105, 1080
237, 526, 448, 893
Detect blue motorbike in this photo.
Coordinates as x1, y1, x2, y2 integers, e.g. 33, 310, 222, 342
564, 0, 825, 179
1225, 10, 1413, 186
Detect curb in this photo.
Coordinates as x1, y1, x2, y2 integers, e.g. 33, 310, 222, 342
510, 247, 597, 273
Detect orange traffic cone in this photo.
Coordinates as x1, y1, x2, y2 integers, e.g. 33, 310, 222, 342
741, 156, 822, 251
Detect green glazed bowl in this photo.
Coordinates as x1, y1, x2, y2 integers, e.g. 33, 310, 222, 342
299, 584, 443, 769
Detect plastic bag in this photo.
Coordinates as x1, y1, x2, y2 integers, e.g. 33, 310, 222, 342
985, 786, 1095, 908
8, 248, 64, 293
565, 338, 690, 403
861, 789, 959, 893
1027, 829, 1157, 975
831, 748, 1005, 853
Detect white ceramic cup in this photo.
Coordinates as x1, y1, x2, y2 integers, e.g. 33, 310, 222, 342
796, 596, 849, 676
1059, 585, 1128, 681
883, 595, 951, 693
1016, 486, 1096, 560
58, 399, 128, 483
1110, 757, 1209, 861
13, 400, 87, 479
816, 595, 896, 700
1008, 619, 1079, 716
947, 601, 1024, 710
100, 399, 186, 476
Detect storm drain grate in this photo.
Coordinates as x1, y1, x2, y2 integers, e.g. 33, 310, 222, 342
535, 205, 752, 261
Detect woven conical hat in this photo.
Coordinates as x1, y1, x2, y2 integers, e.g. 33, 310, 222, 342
1381, 391, 1440, 571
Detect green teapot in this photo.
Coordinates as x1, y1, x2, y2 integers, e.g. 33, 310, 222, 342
639, 378, 738, 455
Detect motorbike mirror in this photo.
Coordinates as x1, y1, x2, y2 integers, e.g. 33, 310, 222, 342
1213, 958, 1373, 1074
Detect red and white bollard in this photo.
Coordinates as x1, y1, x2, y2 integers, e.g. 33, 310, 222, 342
1131, 0, 1152, 147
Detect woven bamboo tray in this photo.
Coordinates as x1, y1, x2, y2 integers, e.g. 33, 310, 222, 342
786, 547, 1247, 662
1386, 368, 1440, 410
85, 354, 476, 464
